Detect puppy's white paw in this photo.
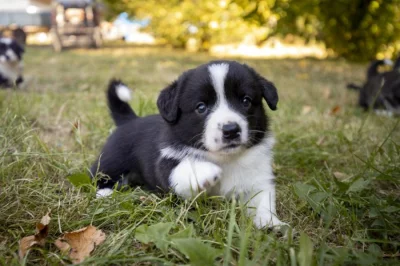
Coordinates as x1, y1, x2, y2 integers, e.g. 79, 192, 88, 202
171, 160, 222, 198
96, 188, 113, 198
254, 214, 288, 230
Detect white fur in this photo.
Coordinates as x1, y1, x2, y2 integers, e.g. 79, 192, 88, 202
0, 38, 12, 45
164, 136, 286, 228
383, 59, 393, 66
96, 188, 113, 198
170, 159, 222, 199
0, 60, 21, 81
116, 84, 132, 102
160, 146, 206, 161
6, 49, 18, 62
205, 63, 248, 152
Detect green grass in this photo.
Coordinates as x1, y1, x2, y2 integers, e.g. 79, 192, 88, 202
1, 46, 399, 265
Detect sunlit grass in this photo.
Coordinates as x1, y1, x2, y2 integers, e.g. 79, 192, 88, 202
0, 45, 399, 265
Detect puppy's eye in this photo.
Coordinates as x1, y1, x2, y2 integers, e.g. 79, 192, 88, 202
242, 96, 252, 108
196, 102, 207, 114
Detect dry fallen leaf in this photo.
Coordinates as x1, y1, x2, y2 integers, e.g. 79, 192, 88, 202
330, 105, 341, 115
55, 225, 106, 264
302, 105, 312, 115
323, 88, 331, 99
19, 211, 51, 260
333, 171, 349, 181
316, 136, 326, 146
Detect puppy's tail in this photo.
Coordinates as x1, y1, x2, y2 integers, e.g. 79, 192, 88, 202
107, 79, 137, 126
367, 59, 393, 78
347, 83, 362, 91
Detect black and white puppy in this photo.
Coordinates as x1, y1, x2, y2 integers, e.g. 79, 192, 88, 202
0, 38, 24, 88
91, 61, 286, 228
347, 58, 400, 115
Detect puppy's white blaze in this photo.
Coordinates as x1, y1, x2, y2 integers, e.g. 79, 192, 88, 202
383, 59, 393, 66
205, 63, 248, 152
1, 38, 12, 45
96, 188, 113, 198
208, 63, 229, 99
116, 84, 132, 102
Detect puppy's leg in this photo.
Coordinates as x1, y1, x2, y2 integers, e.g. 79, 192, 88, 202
90, 156, 128, 198
245, 181, 287, 229
169, 158, 222, 199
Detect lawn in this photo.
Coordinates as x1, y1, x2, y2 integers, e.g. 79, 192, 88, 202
0, 45, 399, 265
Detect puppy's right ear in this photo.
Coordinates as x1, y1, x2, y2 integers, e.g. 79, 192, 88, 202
157, 80, 180, 124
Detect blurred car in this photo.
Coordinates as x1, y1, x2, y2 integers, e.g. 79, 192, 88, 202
50, 0, 103, 51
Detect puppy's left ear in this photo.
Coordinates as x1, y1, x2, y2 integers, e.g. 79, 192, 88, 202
259, 78, 279, 111
157, 80, 180, 124
244, 64, 279, 110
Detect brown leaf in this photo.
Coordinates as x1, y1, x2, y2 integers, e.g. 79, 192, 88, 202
330, 105, 341, 115
316, 136, 326, 146
55, 225, 106, 264
333, 172, 349, 180
18, 211, 51, 260
302, 105, 312, 115
323, 88, 331, 99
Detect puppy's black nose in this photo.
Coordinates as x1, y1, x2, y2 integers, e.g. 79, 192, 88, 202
222, 123, 241, 140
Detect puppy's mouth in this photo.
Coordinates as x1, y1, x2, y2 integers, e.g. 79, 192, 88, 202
219, 143, 243, 153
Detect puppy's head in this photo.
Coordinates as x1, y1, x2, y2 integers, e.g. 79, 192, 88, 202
157, 61, 278, 155
0, 38, 24, 63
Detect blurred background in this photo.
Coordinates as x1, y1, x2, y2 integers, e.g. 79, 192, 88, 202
1, 0, 399, 61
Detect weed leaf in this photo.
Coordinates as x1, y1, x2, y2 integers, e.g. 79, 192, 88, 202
170, 224, 195, 239
173, 238, 222, 266
67, 173, 91, 187
135, 222, 173, 254
346, 178, 370, 194
298, 233, 313, 266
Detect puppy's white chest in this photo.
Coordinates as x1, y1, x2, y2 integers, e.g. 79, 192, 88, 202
0, 61, 20, 81
211, 137, 275, 197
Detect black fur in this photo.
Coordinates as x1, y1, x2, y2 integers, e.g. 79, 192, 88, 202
0, 37, 24, 89
107, 79, 137, 126
347, 59, 400, 113
91, 61, 278, 191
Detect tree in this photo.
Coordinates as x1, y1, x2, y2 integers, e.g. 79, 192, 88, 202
102, 0, 400, 61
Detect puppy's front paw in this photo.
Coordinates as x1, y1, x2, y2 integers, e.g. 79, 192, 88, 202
171, 160, 222, 198
254, 214, 288, 230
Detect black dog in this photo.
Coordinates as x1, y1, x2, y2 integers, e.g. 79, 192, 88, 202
0, 37, 24, 88
91, 60, 287, 228
347, 58, 400, 115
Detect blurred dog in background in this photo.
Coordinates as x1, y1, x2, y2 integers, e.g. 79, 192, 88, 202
347, 57, 400, 116
0, 37, 25, 88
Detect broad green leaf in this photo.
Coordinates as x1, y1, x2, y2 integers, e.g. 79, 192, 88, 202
67, 172, 91, 187
298, 233, 313, 266
135, 224, 150, 244
293, 183, 316, 200
382, 206, 400, 213
170, 224, 194, 239
346, 178, 370, 194
135, 222, 173, 254
308, 191, 329, 211
173, 238, 222, 266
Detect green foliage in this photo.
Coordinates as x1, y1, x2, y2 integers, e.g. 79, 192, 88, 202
173, 238, 223, 266
298, 233, 314, 266
103, 0, 400, 60
1, 46, 399, 264
67, 172, 91, 187
134, 222, 222, 265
